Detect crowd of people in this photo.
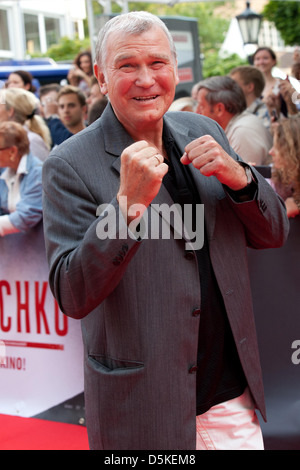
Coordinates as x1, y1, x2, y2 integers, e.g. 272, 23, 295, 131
179, 46, 300, 218
1, 41, 299, 238
0, 50, 109, 235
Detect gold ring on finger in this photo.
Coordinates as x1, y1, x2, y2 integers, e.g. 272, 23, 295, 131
154, 155, 161, 166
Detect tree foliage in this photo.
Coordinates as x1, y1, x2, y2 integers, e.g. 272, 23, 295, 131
202, 52, 247, 78
262, 1, 300, 46
32, 36, 91, 61
38, 1, 242, 76
129, 1, 230, 55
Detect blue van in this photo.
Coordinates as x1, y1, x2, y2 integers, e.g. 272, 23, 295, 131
0, 58, 71, 90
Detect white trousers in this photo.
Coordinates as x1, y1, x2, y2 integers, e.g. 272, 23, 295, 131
196, 388, 264, 450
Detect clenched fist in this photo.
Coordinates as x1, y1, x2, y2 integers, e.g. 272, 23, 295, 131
117, 140, 168, 225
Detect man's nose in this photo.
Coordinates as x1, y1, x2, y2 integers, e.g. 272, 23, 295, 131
135, 66, 155, 87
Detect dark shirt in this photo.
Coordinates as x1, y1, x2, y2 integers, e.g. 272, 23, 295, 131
45, 117, 73, 147
162, 123, 247, 415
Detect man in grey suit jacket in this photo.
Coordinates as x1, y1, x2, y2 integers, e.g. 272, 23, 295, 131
42, 12, 289, 450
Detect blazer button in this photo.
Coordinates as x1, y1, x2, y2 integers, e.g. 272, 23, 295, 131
189, 365, 198, 374
192, 308, 201, 317
185, 251, 195, 260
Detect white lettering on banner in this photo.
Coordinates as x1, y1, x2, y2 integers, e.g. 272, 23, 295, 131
0, 280, 68, 336
291, 340, 300, 365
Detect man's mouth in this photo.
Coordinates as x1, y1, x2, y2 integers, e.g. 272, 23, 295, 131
133, 95, 158, 101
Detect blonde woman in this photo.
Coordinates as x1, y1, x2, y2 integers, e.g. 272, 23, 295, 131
0, 121, 43, 236
0, 87, 51, 161
269, 117, 300, 218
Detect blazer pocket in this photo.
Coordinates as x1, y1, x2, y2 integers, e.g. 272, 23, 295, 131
88, 354, 144, 375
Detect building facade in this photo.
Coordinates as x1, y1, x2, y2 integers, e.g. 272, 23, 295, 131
0, 0, 86, 61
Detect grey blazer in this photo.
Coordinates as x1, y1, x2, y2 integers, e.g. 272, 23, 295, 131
42, 104, 289, 450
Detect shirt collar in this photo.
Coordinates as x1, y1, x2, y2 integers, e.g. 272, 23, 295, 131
0, 154, 28, 182
16, 154, 28, 175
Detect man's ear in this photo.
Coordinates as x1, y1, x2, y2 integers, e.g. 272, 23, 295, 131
9, 145, 18, 162
94, 63, 108, 95
247, 82, 255, 94
214, 102, 226, 117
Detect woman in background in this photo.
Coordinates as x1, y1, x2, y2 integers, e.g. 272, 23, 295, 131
67, 50, 94, 95
253, 47, 289, 119
253, 47, 279, 99
0, 87, 51, 161
0, 121, 43, 236
269, 117, 300, 218
6, 70, 37, 94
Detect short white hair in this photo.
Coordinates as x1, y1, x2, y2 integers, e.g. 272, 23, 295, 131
95, 11, 177, 72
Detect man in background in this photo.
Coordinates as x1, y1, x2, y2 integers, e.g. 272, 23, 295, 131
57, 85, 87, 135
39, 84, 72, 146
195, 75, 273, 165
230, 65, 271, 130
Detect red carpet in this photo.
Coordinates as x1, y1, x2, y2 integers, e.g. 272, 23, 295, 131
0, 414, 90, 450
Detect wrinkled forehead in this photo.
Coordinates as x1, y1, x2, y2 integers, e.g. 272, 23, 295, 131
100, 23, 177, 68
106, 25, 169, 48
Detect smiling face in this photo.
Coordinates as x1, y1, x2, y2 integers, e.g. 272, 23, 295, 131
253, 49, 276, 75
6, 73, 26, 89
79, 54, 93, 75
95, 26, 179, 138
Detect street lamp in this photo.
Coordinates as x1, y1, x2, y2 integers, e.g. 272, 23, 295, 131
236, 1, 263, 46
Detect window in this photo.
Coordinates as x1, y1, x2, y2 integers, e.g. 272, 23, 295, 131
45, 17, 61, 49
0, 9, 10, 51
24, 13, 62, 54
24, 13, 40, 54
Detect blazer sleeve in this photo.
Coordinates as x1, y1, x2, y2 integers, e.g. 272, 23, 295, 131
224, 164, 290, 250
175, 112, 290, 250
42, 155, 141, 319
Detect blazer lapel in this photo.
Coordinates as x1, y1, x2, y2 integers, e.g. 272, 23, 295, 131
102, 104, 135, 159
104, 105, 220, 244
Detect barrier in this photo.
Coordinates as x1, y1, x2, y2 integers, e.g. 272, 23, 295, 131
0, 222, 84, 422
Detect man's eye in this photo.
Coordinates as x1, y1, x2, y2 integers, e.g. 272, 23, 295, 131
152, 60, 166, 67
120, 63, 134, 69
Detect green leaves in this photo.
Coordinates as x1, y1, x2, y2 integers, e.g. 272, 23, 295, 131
263, 1, 300, 46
